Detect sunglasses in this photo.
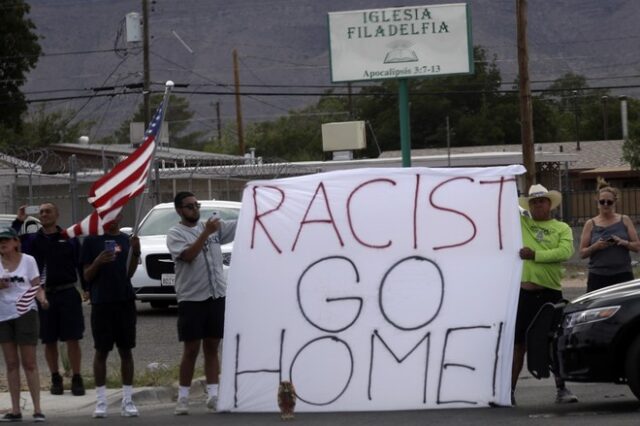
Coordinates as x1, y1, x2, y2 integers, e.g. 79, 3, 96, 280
181, 202, 201, 211
598, 199, 615, 206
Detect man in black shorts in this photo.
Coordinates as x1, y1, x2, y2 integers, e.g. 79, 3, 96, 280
81, 214, 141, 418
166, 192, 237, 415
13, 202, 86, 396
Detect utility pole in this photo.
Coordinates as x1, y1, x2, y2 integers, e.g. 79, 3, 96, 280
233, 49, 245, 155
216, 101, 222, 142
142, 0, 151, 127
516, 0, 535, 188
573, 90, 580, 150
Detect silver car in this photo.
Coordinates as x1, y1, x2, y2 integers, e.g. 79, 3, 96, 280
128, 200, 241, 308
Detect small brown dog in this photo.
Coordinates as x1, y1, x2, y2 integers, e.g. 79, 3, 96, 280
277, 381, 296, 420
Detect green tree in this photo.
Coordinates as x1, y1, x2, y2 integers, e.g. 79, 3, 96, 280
353, 46, 509, 153
242, 95, 350, 161
0, 0, 41, 131
100, 94, 205, 149
0, 104, 92, 149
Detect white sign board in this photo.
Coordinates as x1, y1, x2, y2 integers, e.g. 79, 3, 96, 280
328, 3, 472, 82
219, 165, 525, 412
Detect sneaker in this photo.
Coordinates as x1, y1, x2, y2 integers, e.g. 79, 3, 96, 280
0, 412, 22, 422
174, 396, 189, 415
50, 372, 63, 395
92, 400, 108, 418
555, 387, 578, 404
121, 399, 139, 417
71, 374, 85, 396
206, 394, 218, 412
33, 413, 46, 422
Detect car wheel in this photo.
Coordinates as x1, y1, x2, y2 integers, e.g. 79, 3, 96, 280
150, 301, 170, 309
625, 335, 640, 400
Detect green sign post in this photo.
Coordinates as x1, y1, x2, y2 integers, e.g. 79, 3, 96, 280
328, 3, 473, 167
398, 79, 412, 167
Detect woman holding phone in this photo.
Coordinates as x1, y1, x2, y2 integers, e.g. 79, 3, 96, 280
579, 178, 640, 292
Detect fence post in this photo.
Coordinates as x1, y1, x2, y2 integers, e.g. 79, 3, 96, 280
69, 155, 79, 223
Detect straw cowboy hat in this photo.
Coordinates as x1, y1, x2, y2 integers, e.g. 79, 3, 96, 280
518, 184, 562, 210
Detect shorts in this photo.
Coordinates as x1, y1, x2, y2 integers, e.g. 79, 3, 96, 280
587, 271, 635, 293
0, 309, 40, 345
514, 287, 563, 345
40, 286, 85, 343
91, 300, 137, 352
177, 297, 225, 342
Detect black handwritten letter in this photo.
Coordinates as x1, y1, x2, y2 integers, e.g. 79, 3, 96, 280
379, 256, 444, 331
297, 256, 362, 333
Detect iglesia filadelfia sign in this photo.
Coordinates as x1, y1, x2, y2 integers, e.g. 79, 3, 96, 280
328, 3, 473, 83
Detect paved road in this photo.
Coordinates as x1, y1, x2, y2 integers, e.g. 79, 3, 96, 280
46, 381, 640, 425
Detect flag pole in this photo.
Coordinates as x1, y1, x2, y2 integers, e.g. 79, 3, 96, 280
132, 80, 173, 236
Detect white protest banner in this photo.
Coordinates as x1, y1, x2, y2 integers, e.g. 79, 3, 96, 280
219, 165, 526, 412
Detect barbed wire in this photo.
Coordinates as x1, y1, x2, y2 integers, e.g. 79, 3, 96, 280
0, 146, 317, 181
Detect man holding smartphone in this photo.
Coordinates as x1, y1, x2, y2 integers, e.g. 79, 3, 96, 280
81, 214, 141, 418
167, 192, 237, 415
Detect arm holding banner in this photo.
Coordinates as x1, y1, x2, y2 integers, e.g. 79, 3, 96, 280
533, 225, 574, 263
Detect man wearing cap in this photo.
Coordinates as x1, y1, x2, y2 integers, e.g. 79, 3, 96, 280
12, 203, 86, 396
512, 184, 577, 405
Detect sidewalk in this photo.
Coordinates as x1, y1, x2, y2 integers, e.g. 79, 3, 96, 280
0, 378, 210, 418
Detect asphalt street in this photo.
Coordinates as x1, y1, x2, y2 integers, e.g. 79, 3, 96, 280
42, 381, 640, 425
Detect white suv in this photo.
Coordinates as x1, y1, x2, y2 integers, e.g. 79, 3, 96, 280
128, 200, 241, 308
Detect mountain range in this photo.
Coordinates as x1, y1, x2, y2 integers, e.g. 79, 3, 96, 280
22, 0, 640, 144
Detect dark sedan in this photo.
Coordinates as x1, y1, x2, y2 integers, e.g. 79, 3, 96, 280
527, 279, 640, 400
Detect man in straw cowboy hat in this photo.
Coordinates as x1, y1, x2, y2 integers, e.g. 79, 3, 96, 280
511, 184, 578, 405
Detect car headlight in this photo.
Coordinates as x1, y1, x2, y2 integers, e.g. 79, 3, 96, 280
563, 306, 620, 329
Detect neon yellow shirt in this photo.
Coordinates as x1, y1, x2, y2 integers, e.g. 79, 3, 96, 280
520, 215, 574, 290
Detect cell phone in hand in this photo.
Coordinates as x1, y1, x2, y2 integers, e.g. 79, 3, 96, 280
25, 205, 39, 215
104, 240, 117, 253
210, 211, 220, 220
606, 236, 616, 243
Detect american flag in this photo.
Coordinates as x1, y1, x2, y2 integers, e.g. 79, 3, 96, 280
64, 98, 168, 238
16, 285, 39, 316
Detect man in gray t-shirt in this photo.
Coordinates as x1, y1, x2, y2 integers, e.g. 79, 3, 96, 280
166, 192, 237, 415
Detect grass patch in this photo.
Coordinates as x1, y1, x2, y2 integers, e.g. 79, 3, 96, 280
53, 362, 204, 390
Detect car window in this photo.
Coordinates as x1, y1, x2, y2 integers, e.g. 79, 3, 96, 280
0, 218, 14, 229
137, 206, 240, 237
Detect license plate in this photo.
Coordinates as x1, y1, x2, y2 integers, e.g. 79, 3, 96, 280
161, 273, 175, 286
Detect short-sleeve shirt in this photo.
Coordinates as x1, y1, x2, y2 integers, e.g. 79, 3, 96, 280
80, 233, 135, 305
0, 254, 40, 322
166, 220, 236, 303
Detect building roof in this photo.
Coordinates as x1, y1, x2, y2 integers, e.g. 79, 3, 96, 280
380, 140, 627, 171
50, 143, 243, 163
